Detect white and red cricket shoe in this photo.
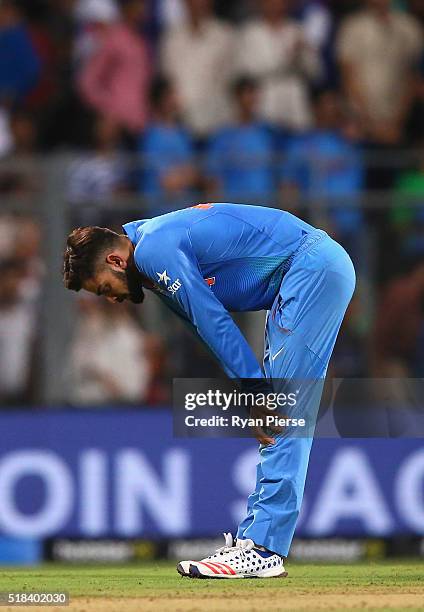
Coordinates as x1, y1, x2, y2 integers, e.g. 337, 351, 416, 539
177, 532, 288, 579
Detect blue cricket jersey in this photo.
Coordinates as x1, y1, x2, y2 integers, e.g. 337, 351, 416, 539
123, 203, 318, 381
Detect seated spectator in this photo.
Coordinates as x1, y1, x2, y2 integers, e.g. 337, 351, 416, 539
0, 0, 41, 105
280, 89, 364, 254
234, 0, 321, 131
160, 0, 234, 137
337, 0, 423, 145
68, 296, 156, 406
78, 0, 150, 133
67, 114, 128, 205
205, 76, 276, 204
138, 76, 197, 214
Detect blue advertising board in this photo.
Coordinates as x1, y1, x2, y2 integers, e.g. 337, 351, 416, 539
0, 410, 422, 539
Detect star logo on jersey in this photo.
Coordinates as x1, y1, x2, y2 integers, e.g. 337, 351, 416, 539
157, 270, 171, 285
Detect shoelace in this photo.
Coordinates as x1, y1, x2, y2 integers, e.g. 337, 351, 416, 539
214, 532, 255, 556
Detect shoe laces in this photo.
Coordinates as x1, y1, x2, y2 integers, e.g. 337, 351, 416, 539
215, 531, 234, 552
215, 532, 255, 556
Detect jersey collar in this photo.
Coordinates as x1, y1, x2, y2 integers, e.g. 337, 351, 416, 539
122, 220, 148, 246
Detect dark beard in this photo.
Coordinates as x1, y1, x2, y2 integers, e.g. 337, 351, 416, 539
126, 266, 145, 303
113, 267, 145, 304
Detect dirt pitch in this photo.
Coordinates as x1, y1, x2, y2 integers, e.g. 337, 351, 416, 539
0, 561, 423, 612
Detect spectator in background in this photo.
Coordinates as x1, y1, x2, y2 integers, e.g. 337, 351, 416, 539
372, 260, 424, 378
330, 295, 368, 378
161, 0, 234, 137
234, 0, 321, 131
73, 0, 120, 67
280, 89, 364, 255
0, 215, 43, 297
158, 0, 186, 28
44, 0, 76, 61
205, 75, 276, 204
337, 0, 422, 146
0, 0, 40, 106
67, 114, 128, 205
391, 145, 424, 259
78, 0, 150, 133
293, 0, 334, 87
68, 296, 156, 405
0, 110, 40, 196
12, 216, 43, 284
9, 110, 38, 155
296, 1, 332, 53
21, 0, 60, 113
74, 0, 120, 28
0, 258, 39, 404
407, 0, 424, 143
34, 0, 88, 150
138, 76, 197, 214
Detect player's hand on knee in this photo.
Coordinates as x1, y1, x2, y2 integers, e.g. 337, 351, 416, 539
250, 405, 283, 446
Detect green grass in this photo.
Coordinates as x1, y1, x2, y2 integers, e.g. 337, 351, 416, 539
0, 560, 422, 598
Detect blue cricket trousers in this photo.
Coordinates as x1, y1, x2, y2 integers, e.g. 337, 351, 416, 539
236, 231, 356, 557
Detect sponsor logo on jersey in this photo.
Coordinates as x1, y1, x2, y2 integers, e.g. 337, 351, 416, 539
168, 279, 182, 295
156, 270, 182, 296
157, 270, 171, 285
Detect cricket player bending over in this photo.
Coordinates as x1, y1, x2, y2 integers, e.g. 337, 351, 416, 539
63, 203, 355, 579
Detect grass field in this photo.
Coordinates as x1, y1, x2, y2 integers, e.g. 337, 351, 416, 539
0, 561, 423, 612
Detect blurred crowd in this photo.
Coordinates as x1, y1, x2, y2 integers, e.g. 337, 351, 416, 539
1, 0, 424, 406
